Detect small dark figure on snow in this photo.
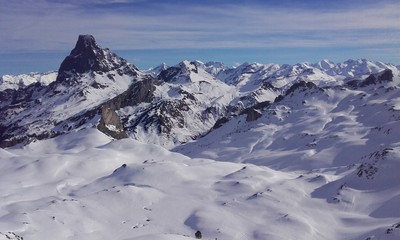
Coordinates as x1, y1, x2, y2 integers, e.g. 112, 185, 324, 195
195, 230, 202, 239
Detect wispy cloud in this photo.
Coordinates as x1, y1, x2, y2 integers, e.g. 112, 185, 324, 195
1, 0, 399, 52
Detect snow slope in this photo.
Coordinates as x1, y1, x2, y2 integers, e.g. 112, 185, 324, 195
173, 71, 400, 239
1, 128, 399, 240
176, 75, 400, 169
1, 79, 400, 239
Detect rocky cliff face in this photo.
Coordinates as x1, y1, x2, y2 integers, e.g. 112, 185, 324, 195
97, 105, 128, 139
97, 76, 156, 139
57, 34, 137, 83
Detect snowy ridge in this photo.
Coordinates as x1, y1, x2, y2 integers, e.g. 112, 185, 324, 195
0, 71, 57, 91
144, 63, 168, 77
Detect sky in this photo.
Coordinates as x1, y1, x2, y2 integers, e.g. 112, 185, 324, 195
0, 0, 399, 75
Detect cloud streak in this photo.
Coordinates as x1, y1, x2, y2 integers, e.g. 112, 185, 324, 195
1, 1, 399, 51
0, 0, 399, 68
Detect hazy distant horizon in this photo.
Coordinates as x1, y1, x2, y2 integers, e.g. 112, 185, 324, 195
1, 45, 400, 76
1, 0, 399, 75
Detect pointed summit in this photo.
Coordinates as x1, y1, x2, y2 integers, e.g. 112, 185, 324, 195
70, 34, 98, 56
57, 34, 137, 82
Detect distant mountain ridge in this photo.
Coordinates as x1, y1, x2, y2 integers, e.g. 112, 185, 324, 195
2, 56, 398, 92
0, 35, 399, 148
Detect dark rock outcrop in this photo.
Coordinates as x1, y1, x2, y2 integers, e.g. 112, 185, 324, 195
0, 232, 24, 240
112, 76, 156, 109
158, 66, 181, 82
360, 69, 393, 87
195, 230, 202, 239
285, 81, 322, 96
157, 61, 198, 83
241, 107, 262, 122
128, 99, 188, 134
96, 77, 156, 138
213, 117, 229, 129
97, 105, 128, 139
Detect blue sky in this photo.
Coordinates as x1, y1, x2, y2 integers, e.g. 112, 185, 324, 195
0, 0, 399, 75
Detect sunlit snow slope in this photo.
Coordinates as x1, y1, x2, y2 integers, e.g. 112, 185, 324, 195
0, 128, 399, 240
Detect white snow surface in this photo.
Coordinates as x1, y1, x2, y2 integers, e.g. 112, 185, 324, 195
1, 123, 400, 240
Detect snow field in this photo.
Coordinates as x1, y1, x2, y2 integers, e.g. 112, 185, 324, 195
1, 128, 399, 239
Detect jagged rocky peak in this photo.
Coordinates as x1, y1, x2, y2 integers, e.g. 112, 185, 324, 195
57, 34, 137, 79
203, 61, 228, 76
146, 63, 168, 77
313, 59, 337, 73
72, 34, 98, 55
285, 80, 322, 96
316, 59, 336, 69
361, 69, 394, 87
157, 60, 196, 82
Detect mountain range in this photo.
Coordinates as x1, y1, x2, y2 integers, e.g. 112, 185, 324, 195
1, 35, 399, 149
0, 35, 399, 240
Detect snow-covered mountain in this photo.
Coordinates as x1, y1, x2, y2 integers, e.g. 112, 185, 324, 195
0, 71, 57, 91
1, 35, 398, 148
1, 35, 400, 240
0, 35, 140, 147
144, 63, 169, 77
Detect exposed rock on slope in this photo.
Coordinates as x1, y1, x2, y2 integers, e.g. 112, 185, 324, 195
0, 232, 23, 240
97, 77, 156, 139
58, 34, 137, 77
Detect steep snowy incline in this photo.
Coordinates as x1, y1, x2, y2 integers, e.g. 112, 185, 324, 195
176, 75, 400, 170
119, 60, 238, 148
1, 128, 399, 240
170, 71, 400, 240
